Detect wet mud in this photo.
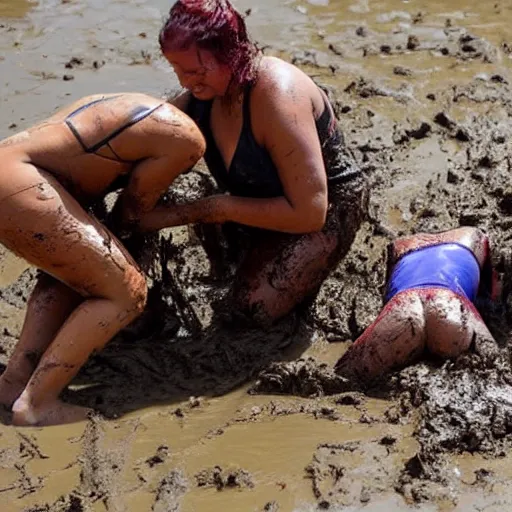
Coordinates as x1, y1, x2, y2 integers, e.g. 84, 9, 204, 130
4, 1, 512, 511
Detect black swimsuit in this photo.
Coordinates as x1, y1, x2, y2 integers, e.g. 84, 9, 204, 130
65, 95, 163, 163
187, 85, 362, 200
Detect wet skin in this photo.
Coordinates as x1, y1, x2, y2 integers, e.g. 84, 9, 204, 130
140, 47, 366, 325
0, 93, 205, 426
334, 227, 497, 386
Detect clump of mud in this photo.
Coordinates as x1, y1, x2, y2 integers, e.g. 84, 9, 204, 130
305, 439, 402, 509
152, 471, 188, 512
250, 72, 512, 505
249, 357, 352, 397
389, 346, 512, 501
25, 495, 85, 512
195, 465, 254, 490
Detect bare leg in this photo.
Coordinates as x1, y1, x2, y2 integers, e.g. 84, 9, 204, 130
232, 229, 341, 326
231, 199, 365, 326
13, 296, 141, 425
334, 291, 426, 385
0, 273, 81, 407
0, 165, 147, 426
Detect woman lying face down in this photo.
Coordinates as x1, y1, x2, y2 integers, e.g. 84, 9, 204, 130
335, 227, 498, 387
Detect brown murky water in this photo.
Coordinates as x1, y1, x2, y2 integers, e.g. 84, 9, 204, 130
0, 0, 34, 18
3, 1, 512, 511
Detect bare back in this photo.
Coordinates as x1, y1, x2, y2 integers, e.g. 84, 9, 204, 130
0, 93, 201, 202
392, 227, 489, 268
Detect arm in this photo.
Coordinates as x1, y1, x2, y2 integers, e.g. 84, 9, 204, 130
139, 78, 329, 234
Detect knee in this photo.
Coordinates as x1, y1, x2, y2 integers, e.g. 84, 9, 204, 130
230, 284, 278, 328
119, 269, 148, 320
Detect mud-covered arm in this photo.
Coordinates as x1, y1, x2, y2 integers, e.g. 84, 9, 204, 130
110, 128, 205, 234
138, 83, 328, 234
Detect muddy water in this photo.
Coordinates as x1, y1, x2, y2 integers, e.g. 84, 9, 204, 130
0, 0, 35, 18
3, 1, 512, 511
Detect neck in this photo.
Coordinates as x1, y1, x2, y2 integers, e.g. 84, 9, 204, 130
218, 81, 244, 109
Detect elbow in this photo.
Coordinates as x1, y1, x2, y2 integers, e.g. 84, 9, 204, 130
297, 199, 328, 233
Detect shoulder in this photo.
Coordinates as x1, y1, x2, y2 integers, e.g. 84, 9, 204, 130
251, 57, 317, 111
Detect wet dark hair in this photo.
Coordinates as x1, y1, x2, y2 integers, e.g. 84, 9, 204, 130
159, 0, 260, 90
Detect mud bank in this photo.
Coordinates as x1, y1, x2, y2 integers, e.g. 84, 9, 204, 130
251, 69, 512, 509
4, 1, 512, 511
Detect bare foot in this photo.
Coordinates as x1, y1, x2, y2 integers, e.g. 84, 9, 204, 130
11, 397, 94, 426
0, 375, 26, 409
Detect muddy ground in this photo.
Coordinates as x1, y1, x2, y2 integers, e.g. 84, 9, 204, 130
3, 1, 512, 511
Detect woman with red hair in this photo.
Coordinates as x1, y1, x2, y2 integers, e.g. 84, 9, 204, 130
141, 0, 367, 325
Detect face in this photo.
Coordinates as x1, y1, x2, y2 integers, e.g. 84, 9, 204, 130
164, 44, 232, 100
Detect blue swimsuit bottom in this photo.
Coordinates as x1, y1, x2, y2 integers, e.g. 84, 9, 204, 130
385, 243, 481, 303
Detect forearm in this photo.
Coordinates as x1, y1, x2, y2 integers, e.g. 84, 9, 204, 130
138, 194, 326, 234
220, 195, 325, 233
137, 196, 225, 231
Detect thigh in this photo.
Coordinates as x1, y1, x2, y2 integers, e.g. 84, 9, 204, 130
235, 192, 364, 298
335, 290, 426, 381
231, 182, 366, 322
232, 229, 340, 322
0, 164, 143, 301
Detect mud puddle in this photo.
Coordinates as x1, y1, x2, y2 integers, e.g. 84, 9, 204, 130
4, 0, 512, 511
0, 0, 35, 19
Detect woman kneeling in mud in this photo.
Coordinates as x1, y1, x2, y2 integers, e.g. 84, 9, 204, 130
335, 227, 497, 386
0, 93, 205, 426
138, 0, 367, 325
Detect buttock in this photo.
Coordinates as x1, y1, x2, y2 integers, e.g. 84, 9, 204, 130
385, 286, 486, 358
391, 286, 484, 337
392, 286, 476, 310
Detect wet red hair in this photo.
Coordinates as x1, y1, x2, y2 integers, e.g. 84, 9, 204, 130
159, 0, 259, 90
